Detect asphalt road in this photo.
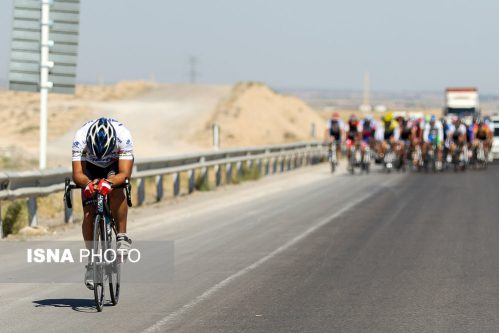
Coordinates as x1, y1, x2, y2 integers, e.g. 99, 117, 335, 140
1, 163, 499, 332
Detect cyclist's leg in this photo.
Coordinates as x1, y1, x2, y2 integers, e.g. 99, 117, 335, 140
335, 141, 340, 161
82, 205, 95, 249
346, 138, 353, 160
437, 143, 443, 162
422, 141, 429, 160
109, 189, 128, 234
485, 138, 491, 159
81, 201, 96, 289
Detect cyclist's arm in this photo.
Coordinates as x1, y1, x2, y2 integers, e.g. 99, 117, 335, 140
108, 125, 134, 186
107, 159, 133, 186
393, 125, 400, 141
72, 161, 92, 188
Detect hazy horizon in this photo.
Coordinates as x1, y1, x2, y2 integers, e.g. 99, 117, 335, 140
1, 0, 499, 93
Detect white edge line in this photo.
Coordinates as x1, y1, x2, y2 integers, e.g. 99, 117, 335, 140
142, 177, 397, 333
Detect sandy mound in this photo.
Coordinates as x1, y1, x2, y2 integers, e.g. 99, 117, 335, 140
192, 82, 325, 148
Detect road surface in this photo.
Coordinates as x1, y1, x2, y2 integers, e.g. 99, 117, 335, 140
1, 164, 499, 332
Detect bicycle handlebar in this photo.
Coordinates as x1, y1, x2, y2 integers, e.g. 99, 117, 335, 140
64, 177, 133, 209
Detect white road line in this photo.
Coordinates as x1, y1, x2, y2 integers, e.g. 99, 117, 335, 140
142, 177, 398, 333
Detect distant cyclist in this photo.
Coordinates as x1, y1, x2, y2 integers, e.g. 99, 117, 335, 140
325, 112, 345, 162
346, 114, 361, 160
359, 115, 376, 160
378, 112, 400, 158
449, 116, 467, 158
360, 115, 377, 146
423, 115, 444, 169
473, 119, 493, 160
72, 117, 134, 290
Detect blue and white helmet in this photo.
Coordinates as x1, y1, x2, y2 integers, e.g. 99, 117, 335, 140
86, 118, 116, 159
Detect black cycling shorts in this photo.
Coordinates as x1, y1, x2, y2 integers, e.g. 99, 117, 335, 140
330, 130, 341, 141
384, 131, 394, 141
82, 162, 119, 207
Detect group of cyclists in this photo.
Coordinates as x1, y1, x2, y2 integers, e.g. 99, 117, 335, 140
325, 111, 494, 173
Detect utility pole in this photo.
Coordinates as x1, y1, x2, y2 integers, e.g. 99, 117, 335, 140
39, 0, 54, 169
189, 56, 198, 84
360, 71, 371, 112
363, 71, 370, 107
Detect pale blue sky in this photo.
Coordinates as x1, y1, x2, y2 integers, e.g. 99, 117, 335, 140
1, 0, 498, 92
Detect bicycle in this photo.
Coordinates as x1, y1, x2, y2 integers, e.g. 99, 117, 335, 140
424, 142, 437, 173
361, 146, 371, 174
474, 140, 487, 170
64, 177, 132, 312
328, 139, 338, 173
383, 146, 396, 173
348, 145, 362, 175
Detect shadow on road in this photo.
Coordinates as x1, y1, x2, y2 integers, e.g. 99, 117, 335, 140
33, 298, 108, 313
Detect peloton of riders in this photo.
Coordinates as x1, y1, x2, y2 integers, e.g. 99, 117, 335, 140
325, 111, 493, 171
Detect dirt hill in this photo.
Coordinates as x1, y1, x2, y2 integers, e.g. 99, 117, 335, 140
192, 82, 325, 148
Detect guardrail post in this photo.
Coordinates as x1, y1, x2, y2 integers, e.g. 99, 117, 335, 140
273, 158, 278, 174
137, 178, 145, 206
173, 172, 180, 197
265, 159, 270, 176
156, 175, 164, 202
27, 197, 38, 227
64, 191, 73, 224
280, 157, 285, 173
200, 157, 208, 187
215, 165, 222, 186
246, 159, 252, 171
305, 145, 311, 165
188, 169, 195, 194
226, 163, 232, 184
257, 159, 262, 176
287, 155, 292, 170
236, 161, 243, 179
0, 202, 3, 238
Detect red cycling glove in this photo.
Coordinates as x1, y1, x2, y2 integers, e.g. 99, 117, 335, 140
83, 181, 95, 198
97, 179, 112, 196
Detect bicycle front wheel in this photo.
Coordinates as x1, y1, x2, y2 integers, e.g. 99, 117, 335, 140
93, 215, 106, 312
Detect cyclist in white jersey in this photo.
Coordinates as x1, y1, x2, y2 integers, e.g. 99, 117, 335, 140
72, 117, 134, 290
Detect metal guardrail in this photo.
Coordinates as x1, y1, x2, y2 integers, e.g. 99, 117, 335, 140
0, 141, 326, 238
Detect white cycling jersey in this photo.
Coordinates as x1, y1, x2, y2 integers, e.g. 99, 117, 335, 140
326, 119, 345, 131
72, 118, 134, 168
450, 123, 467, 136
423, 121, 444, 143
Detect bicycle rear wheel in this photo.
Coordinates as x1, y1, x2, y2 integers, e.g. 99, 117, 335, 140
93, 215, 106, 312
108, 224, 121, 306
